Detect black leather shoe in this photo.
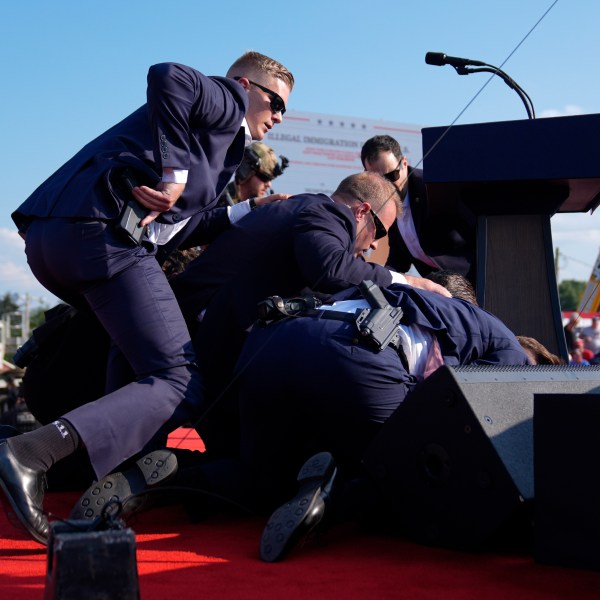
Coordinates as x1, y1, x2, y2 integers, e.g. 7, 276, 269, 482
70, 449, 178, 521
0, 440, 49, 544
260, 451, 337, 562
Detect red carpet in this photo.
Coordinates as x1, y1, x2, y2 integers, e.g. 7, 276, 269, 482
1, 429, 600, 599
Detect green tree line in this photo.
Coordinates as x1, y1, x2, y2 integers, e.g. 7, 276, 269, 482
1, 292, 49, 335
558, 280, 587, 312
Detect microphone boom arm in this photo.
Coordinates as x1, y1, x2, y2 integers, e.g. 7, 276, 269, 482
425, 52, 536, 120
455, 65, 535, 119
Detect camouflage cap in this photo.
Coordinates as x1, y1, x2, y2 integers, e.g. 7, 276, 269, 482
240, 142, 286, 180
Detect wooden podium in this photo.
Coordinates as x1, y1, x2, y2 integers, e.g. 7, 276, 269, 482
422, 114, 600, 359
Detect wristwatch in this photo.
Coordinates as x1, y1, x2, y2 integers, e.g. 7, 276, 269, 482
249, 198, 258, 210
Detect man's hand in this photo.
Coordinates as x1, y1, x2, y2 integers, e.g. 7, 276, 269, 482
404, 274, 452, 298
254, 193, 291, 208
132, 181, 186, 226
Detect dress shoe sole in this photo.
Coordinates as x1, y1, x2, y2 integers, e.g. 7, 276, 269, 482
69, 449, 177, 521
260, 452, 336, 562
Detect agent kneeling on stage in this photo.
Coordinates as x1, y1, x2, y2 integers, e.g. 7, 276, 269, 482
239, 281, 529, 561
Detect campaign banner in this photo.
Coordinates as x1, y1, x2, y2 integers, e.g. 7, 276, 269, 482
264, 109, 423, 197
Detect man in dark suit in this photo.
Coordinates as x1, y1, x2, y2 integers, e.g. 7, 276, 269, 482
251, 282, 529, 561
361, 135, 476, 282
169, 171, 405, 457
69, 278, 528, 555
0, 51, 294, 544
68, 170, 403, 520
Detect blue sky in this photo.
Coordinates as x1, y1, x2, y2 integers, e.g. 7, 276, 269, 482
1, 0, 599, 306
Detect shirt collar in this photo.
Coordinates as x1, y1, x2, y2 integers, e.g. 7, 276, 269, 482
240, 118, 252, 147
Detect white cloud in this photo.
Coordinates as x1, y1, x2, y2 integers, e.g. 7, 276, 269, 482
551, 213, 600, 282
0, 227, 58, 306
0, 227, 26, 252
539, 105, 585, 118
0, 260, 56, 305
0, 227, 30, 290
0, 260, 36, 287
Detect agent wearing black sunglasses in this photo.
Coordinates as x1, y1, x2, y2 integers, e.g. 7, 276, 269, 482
360, 134, 474, 284
369, 207, 388, 240
232, 75, 290, 140
362, 139, 409, 198
338, 185, 396, 260
2, 51, 296, 545
235, 78, 287, 115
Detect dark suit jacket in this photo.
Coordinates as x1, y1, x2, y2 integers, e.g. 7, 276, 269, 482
231, 281, 527, 492
12, 63, 247, 246
386, 166, 476, 281
334, 283, 528, 366
170, 192, 396, 453
171, 192, 394, 333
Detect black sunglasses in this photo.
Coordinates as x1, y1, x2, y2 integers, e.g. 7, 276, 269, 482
383, 159, 404, 183
235, 77, 286, 115
370, 209, 387, 240
383, 169, 401, 183
254, 171, 273, 183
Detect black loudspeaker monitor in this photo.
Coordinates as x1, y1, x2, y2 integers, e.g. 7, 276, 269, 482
362, 365, 600, 550
534, 392, 600, 570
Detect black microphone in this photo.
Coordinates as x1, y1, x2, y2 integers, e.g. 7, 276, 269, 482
424, 51, 535, 119
425, 52, 485, 68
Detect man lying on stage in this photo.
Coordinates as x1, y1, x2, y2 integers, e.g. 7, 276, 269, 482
69, 278, 529, 563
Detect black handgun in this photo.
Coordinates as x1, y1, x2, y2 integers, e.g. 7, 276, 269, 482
115, 169, 149, 245
355, 280, 404, 351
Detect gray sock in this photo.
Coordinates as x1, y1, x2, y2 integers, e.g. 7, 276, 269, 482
7, 419, 80, 472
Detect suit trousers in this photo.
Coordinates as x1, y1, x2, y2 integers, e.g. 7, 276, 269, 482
24, 218, 204, 478
234, 316, 417, 508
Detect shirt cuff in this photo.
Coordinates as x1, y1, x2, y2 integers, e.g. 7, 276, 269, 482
228, 200, 252, 224
161, 169, 188, 184
389, 271, 408, 285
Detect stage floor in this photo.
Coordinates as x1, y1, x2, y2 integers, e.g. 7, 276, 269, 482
1, 429, 599, 600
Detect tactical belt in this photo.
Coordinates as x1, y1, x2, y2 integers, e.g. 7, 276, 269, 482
256, 281, 410, 371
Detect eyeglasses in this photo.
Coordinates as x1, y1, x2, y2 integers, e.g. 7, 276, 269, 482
369, 209, 387, 240
383, 159, 404, 183
254, 171, 273, 183
235, 77, 286, 115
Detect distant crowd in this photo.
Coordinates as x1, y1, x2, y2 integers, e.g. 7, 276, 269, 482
564, 314, 600, 365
